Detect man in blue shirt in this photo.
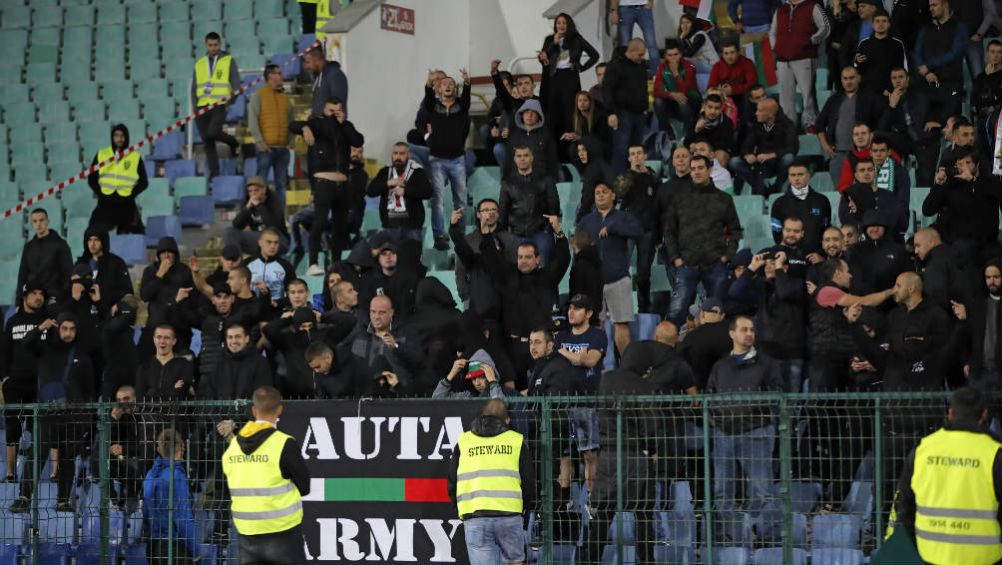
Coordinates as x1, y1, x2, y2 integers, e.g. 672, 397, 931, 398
144, 428, 200, 564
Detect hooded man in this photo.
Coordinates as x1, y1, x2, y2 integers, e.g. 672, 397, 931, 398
847, 210, 910, 295
100, 295, 140, 399
406, 277, 462, 391
432, 348, 517, 399
86, 123, 148, 234
263, 306, 334, 398
505, 99, 559, 181
366, 142, 433, 242
139, 237, 195, 356
75, 226, 133, 307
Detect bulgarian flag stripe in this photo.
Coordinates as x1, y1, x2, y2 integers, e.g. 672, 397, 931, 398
301, 478, 451, 503
744, 36, 778, 86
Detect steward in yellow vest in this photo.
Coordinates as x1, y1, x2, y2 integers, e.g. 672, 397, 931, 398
448, 399, 534, 565
895, 387, 1002, 565
87, 123, 147, 234
222, 386, 311, 565
191, 32, 241, 180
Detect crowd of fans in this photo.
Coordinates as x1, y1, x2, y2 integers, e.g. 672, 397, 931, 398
3, 0, 1002, 559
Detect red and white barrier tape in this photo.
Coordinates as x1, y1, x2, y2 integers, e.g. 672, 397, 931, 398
2, 39, 324, 221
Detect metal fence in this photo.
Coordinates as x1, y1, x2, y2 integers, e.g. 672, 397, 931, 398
0, 392, 966, 564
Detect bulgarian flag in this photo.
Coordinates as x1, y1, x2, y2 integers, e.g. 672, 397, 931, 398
744, 35, 778, 86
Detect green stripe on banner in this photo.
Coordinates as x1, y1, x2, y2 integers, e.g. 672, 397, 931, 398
325, 478, 405, 501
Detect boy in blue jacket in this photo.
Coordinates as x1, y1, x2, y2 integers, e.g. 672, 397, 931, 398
144, 428, 201, 564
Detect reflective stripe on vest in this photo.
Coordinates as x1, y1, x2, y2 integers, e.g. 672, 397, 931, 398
455, 429, 523, 520
195, 55, 233, 107
222, 429, 303, 535
96, 147, 140, 197
315, 0, 332, 39
912, 429, 1002, 565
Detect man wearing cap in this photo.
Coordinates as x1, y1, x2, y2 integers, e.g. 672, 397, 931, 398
1, 282, 49, 482
139, 237, 195, 357
367, 142, 433, 243
433, 349, 516, 399
678, 298, 734, 390
17, 208, 72, 306
357, 238, 411, 316
247, 228, 296, 304
227, 177, 289, 256
847, 210, 910, 296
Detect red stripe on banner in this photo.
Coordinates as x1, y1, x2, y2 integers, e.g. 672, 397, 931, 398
760, 37, 778, 86
1, 40, 323, 220
404, 478, 451, 503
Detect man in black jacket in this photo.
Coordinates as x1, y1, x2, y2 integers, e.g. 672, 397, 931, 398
75, 226, 133, 307
499, 146, 561, 264
879, 68, 940, 185
504, 99, 559, 182
914, 227, 976, 311
685, 94, 734, 164
853, 10, 908, 95
100, 295, 139, 400
951, 259, 1002, 393
134, 324, 194, 400
847, 210, 910, 295
304, 341, 367, 398
729, 95, 798, 196
226, 176, 289, 255
913, 0, 968, 118
263, 307, 334, 398
17, 208, 72, 305
604, 39, 650, 172
770, 162, 832, 252
422, 69, 472, 251
367, 143, 433, 242
665, 155, 744, 326
139, 237, 194, 358
678, 298, 734, 389
749, 251, 809, 392
616, 145, 660, 312
450, 200, 519, 323
344, 295, 422, 393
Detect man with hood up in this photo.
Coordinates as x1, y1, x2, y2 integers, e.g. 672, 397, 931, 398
406, 277, 462, 391
433, 349, 518, 399
75, 226, 133, 307
139, 236, 195, 356
572, 137, 614, 222
86, 123, 148, 234
100, 295, 140, 399
263, 306, 334, 398
505, 99, 559, 181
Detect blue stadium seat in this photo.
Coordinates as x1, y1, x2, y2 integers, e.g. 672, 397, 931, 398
38, 512, 76, 544
709, 546, 749, 565
810, 548, 863, 565
211, 175, 245, 205
145, 215, 182, 248
35, 543, 71, 565
811, 514, 861, 549
179, 195, 214, 226
298, 34, 317, 53
752, 548, 807, 565
111, 234, 147, 266
0, 544, 16, 565
75, 542, 120, 565
163, 160, 196, 186
123, 543, 148, 565
81, 509, 125, 546
602, 544, 636, 564
0, 512, 26, 546
225, 93, 247, 123
151, 130, 183, 161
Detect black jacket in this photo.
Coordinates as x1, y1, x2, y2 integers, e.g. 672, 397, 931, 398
846, 235, 910, 295
972, 69, 1002, 121
923, 175, 1002, 244
100, 305, 138, 397
135, 355, 194, 400
959, 292, 1002, 377
0, 308, 48, 382
422, 84, 471, 159
75, 227, 133, 307
920, 242, 977, 311
853, 34, 908, 95
199, 345, 272, 400
484, 233, 571, 338
706, 348, 784, 433
451, 226, 519, 321
685, 115, 735, 155
770, 187, 832, 251
26, 326, 95, 402
232, 190, 288, 239
739, 114, 799, 156
505, 99, 560, 180
406, 278, 463, 391
366, 162, 433, 230
664, 181, 743, 267
616, 167, 660, 232
539, 32, 600, 78
314, 344, 369, 399
262, 319, 334, 399
878, 88, 937, 146
344, 319, 423, 394
602, 53, 649, 115
569, 246, 603, 325
572, 135, 614, 222
679, 320, 733, 390
754, 270, 808, 360
528, 351, 587, 395
291, 116, 363, 175
139, 238, 194, 339
913, 16, 967, 86
17, 231, 72, 304
447, 415, 535, 519
499, 169, 560, 236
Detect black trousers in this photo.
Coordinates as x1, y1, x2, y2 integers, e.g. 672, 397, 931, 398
238, 525, 307, 565
634, 232, 656, 312
195, 105, 237, 179
3, 379, 35, 447
299, 2, 317, 34
309, 178, 351, 265
544, 69, 581, 143
149, 539, 196, 565
90, 198, 144, 234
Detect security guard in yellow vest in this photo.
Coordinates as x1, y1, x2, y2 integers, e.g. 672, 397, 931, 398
87, 123, 148, 234
191, 32, 241, 180
448, 399, 534, 565
896, 387, 1002, 565
222, 386, 311, 565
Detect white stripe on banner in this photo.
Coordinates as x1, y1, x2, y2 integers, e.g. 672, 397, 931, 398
300, 478, 326, 502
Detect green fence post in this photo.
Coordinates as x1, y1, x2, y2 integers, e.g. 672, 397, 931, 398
96, 405, 111, 565
779, 396, 793, 564
702, 398, 713, 565
874, 396, 884, 549
30, 406, 39, 565
540, 398, 553, 564
615, 400, 624, 565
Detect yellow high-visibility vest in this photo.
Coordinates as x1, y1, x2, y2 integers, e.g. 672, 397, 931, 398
96, 146, 140, 197
455, 429, 523, 520
194, 54, 233, 107
912, 428, 1002, 565
222, 430, 303, 536
315, 0, 332, 40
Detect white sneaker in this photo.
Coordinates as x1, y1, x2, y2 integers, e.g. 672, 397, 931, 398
305, 264, 324, 276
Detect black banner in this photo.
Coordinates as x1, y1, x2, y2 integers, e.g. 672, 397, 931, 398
279, 399, 486, 563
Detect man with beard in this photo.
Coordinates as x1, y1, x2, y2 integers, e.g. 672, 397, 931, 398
951, 260, 1002, 394
450, 201, 519, 323
764, 217, 810, 280
808, 226, 846, 284
770, 162, 831, 252
86, 123, 148, 233
366, 142, 433, 242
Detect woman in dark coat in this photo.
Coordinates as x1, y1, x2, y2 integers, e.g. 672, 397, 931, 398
538, 13, 600, 145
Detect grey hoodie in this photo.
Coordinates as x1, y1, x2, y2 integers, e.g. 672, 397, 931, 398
505, 99, 559, 179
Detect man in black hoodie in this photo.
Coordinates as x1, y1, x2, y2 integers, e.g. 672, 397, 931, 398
406, 278, 462, 392
422, 69, 472, 251
1, 281, 49, 481
616, 145, 660, 312
304, 341, 366, 398
139, 237, 195, 358
450, 200, 519, 323
366, 143, 433, 242
12, 312, 94, 513
75, 226, 133, 307
100, 295, 139, 399
226, 176, 289, 255
264, 307, 334, 398
86, 123, 148, 234
17, 208, 72, 305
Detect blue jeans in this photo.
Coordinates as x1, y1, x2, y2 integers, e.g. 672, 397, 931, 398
519, 232, 554, 267
429, 155, 468, 238
612, 111, 648, 173
966, 39, 985, 80
728, 153, 795, 196
667, 262, 729, 327
713, 424, 776, 512
464, 515, 526, 565
409, 143, 431, 170
617, 5, 659, 76
779, 358, 805, 393
256, 147, 290, 208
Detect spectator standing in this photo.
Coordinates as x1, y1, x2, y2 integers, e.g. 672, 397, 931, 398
367, 143, 432, 242
834, 123, 877, 192
847, 210, 910, 295
572, 138, 614, 221
616, 147, 660, 312
653, 41, 701, 138
422, 69, 472, 251
87, 124, 148, 234
538, 13, 600, 144
134, 325, 194, 400
853, 9, 908, 95
816, 67, 885, 182
304, 47, 348, 119
837, 0, 880, 68
144, 429, 199, 565
96, 385, 147, 511
227, 177, 289, 255
248, 65, 293, 207
506, 100, 559, 182
665, 155, 744, 326
922, 149, 1002, 264
730, 97, 798, 196
770, 162, 832, 251
749, 251, 809, 391
588, 63, 607, 106
75, 227, 133, 307
191, 32, 241, 179
879, 68, 940, 186
17, 208, 72, 305
690, 139, 735, 192
729, 0, 780, 32
709, 41, 760, 115
201, 323, 272, 401
609, 0, 661, 75
499, 146, 561, 264
952, 260, 1002, 392
914, 227, 972, 311
770, 0, 831, 130
139, 237, 195, 356
604, 39, 651, 172
569, 231, 604, 326
913, 0, 969, 118
450, 201, 519, 324
100, 295, 140, 400
954, 0, 994, 78
562, 93, 612, 161
263, 307, 331, 398
868, 135, 911, 240
972, 40, 1002, 146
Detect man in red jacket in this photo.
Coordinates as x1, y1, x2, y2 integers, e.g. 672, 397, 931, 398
708, 41, 759, 115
